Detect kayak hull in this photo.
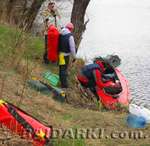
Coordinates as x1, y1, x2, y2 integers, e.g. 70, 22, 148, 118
97, 68, 130, 110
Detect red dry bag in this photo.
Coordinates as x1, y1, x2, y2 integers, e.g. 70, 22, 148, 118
47, 25, 59, 62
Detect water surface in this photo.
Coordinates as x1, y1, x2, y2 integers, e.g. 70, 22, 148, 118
79, 0, 150, 106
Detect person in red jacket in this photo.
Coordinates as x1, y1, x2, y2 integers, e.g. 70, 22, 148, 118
77, 59, 122, 99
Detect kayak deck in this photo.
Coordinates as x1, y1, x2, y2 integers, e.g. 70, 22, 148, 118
97, 69, 130, 110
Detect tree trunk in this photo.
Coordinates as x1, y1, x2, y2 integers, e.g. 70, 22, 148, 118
71, 0, 90, 49
0, 0, 44, 31
0, 0, 91, 40
20, 0, 44, 31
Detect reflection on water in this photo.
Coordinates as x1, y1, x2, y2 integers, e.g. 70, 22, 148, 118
78, 0, 150, 107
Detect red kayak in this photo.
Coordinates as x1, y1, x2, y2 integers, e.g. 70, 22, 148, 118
47, 25, 59, 62
97, 68, 130, 110
0, 100, 52, 146
77, 55, 131, 110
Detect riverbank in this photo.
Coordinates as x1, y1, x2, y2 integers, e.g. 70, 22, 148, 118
0, 25, 150, 146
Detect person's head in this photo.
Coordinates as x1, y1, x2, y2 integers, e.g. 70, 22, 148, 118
65, 22, 74, 32
48, 2, 55, 10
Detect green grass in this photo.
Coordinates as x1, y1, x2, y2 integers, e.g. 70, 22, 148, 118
25, 34, 44, 59
1, 24, 150, 146
63, 114, 73, 121
51, 139, 86, 146
0, 24, 44, 61
0, 25, 16, 58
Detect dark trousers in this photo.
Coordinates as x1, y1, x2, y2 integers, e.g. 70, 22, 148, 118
43, 35, 49, 64
78, 75, 99, 100
59, 56, 70, 88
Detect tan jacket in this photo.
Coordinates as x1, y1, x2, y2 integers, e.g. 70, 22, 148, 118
42, 9, 61, 35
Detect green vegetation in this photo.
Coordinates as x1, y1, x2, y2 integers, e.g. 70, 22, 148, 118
0, 24, 150, 146
0, 24, 43, 61
52, 139, 86, 146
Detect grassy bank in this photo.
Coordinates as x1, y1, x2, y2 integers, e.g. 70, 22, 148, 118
0, 24, 150, 146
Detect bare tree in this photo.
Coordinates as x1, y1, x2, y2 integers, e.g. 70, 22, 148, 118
0, 0, 43, 30
71, 0, 91, 49
0, 0, 91, 47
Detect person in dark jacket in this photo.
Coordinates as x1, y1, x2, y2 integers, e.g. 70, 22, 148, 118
59, 23, 76, 88
77, 60, 122, 99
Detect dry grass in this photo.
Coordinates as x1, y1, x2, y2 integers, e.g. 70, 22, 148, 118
1, 63, 150, 146
0, 24, 150, 146
0, 127, 32, 146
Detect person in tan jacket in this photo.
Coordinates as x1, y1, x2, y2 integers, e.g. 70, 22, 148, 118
42, 1, 61, 64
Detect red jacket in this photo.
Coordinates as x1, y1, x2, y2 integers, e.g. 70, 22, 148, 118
93, 69, 114, 89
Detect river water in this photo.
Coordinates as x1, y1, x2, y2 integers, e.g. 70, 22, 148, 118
78, 0, 150, 107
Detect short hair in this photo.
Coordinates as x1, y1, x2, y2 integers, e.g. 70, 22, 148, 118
48, 2, 55, 5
